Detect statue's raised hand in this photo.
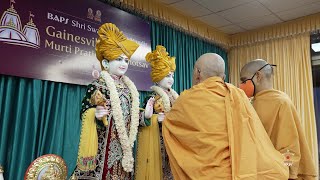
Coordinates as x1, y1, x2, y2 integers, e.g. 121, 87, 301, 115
95, 105, 109, 126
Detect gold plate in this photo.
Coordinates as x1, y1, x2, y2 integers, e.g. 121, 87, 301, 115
24, 154, 67, 180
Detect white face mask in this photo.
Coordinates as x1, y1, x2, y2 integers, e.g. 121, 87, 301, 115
102, 55, 129, 76
158, 72, 174, 89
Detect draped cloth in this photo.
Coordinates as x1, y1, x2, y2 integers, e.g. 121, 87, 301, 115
136, 115, 162, 180
253, 90, 317, 179
163, 77, 289, 180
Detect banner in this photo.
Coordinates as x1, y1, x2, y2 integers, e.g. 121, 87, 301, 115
0, 0, 153, 91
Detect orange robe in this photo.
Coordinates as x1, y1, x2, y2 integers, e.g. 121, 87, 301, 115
253, 89, 317, 179
162, 77, 289, 180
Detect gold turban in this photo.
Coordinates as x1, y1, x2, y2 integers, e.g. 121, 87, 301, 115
145, 45, 176, 82
95, 23, 139, 63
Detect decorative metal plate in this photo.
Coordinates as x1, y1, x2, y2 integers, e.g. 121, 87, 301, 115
24, 154, 67, 180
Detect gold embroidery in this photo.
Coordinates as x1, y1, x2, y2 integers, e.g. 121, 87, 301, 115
41, 164, 60, 180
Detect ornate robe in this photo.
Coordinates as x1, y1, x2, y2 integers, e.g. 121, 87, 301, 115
73, 76, 147, 180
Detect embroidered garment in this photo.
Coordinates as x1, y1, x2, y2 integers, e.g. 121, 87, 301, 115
73, 76, 147, 180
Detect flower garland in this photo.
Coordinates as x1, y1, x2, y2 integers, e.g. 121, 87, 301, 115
100, 71, 139, 172
151, 86, 179, 112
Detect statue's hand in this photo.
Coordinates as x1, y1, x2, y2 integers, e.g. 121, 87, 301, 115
144, 97, 155, 119
146, 97, 155, 107
95, 105, 109, 120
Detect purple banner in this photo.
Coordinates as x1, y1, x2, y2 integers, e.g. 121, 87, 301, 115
0, 0, 153, 91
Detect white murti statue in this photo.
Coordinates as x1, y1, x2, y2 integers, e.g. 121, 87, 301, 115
135, 45, 179, 180
72, 23, 148, 180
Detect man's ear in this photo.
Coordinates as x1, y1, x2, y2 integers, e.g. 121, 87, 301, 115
256, 71, 263, 81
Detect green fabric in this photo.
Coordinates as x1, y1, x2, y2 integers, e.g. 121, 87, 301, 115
0, 75, 86, 179
139, 91, 148, 105
0, 21, 227, 180
150, 21, 228, 93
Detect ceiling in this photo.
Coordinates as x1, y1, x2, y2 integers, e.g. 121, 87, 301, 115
159, 0, 320, 34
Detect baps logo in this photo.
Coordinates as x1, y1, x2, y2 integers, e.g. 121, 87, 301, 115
0, 0, 40, 48
87, 8, 101, 22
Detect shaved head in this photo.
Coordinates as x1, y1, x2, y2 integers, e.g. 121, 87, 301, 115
192, 53, 225, 85
240, 59, 273, 81
240, 59, 275, 94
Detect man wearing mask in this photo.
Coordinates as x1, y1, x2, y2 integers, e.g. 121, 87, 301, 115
162, 53, 289, 180
240, 59, 317, 180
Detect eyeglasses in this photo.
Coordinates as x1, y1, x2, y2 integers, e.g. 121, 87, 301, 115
241, 64, 277, 84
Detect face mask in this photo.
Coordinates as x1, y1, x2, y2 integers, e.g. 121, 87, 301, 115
240, 63, 276, 98
240, 79, 255, 98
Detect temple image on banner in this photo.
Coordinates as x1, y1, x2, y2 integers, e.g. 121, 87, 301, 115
0, 0, 40, 49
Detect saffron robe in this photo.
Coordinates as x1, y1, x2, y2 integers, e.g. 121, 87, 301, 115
253, 89, 317, 179
163, 77, 289, 180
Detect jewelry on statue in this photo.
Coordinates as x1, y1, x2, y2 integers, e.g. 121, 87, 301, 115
100, 71, 139, 172
102, 60, 109, 70
151, 86, 179, 113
